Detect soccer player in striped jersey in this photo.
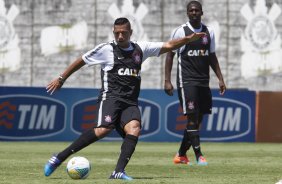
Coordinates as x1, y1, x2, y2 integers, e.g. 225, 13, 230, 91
44, 17, 205, 180
164, 1, 226, 166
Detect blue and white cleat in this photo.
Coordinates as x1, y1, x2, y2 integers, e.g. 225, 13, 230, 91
44, 155, 61, 176
109, 171, 133, 180
197, 156, 208, 166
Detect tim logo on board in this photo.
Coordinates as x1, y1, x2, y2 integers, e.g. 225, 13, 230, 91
0, 95, 66, 140
165, 97, 255, 142
71, 98, 160, 140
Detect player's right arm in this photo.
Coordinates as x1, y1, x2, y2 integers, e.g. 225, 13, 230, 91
46, 57, 85, 95
164, 51, 175, 96
46, 43, 112, 95
164, 27, 183, 96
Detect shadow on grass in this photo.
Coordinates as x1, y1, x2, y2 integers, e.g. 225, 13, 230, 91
133, 176, 180, 180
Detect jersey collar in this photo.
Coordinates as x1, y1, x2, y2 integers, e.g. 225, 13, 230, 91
186, 21, 203, 33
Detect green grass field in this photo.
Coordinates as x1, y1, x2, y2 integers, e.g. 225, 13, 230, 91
0, 142, 282, 184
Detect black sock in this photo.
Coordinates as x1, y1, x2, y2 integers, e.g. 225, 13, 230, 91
57, 129, 99, 162
115, 134, 138, 172
187, 130, 202, 160
178, 128, 191, 156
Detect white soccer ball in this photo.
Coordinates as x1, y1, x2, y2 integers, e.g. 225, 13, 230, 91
66, 156, 91, 179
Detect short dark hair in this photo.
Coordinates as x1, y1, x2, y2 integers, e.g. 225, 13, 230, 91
114, 17, 131, 29
187, 1, 202, 11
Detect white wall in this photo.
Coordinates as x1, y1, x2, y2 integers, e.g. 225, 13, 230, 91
1, 0, 282, 91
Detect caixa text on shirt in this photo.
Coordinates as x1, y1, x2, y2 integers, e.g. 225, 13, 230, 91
118, 68, 140, 77
187, 49, 209, 56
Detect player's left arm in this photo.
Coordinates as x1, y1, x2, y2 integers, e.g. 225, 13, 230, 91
210, 53, 226, 95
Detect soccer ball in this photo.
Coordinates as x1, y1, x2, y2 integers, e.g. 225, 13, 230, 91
66, 156, 91, 179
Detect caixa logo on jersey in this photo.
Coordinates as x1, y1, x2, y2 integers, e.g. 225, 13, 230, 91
165, 97, 254, 142
0, 95, 66, 140
71, 98, 161, 140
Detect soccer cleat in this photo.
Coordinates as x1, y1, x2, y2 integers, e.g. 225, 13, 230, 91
44, 155, 61, 176
109, 171, 133, 180
197, 155, 208, 166
173, 154, 191, 165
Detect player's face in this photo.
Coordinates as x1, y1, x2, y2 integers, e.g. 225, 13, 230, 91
113, 23, 132, 48
187, 4, 203, 24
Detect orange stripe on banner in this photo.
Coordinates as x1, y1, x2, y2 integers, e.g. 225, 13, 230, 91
82, 122, 97, 129
0, 101, 17, 111
176, 123, 186, 131
84, 105, 96, 112
83, 114, 96, 121
0, 110, 15, 119
0, 120, 13, 129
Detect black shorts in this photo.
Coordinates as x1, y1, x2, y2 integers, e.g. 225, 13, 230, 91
177, 85, 212, 115
95, 98, 141, 131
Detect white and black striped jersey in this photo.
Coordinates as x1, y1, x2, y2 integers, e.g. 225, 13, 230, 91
170, 21, 215, 87
82, 41, 163, 104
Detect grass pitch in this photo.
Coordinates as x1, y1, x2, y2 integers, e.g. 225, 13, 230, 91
0, 141, 281, 184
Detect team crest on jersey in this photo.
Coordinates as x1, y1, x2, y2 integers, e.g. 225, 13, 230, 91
105, 115, 112, 123
202, 35, 208, 45
188, 101, 195, 110
132, 52, 141, 64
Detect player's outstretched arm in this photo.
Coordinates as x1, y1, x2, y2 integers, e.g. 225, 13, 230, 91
46, 57, 85, 95
159, 32, 206, 55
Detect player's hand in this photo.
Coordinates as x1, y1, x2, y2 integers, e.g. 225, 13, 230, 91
219, 80, 226, 95
188, 32, 206, 42
164, 80, 174, 96
46, 78, 64, 95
